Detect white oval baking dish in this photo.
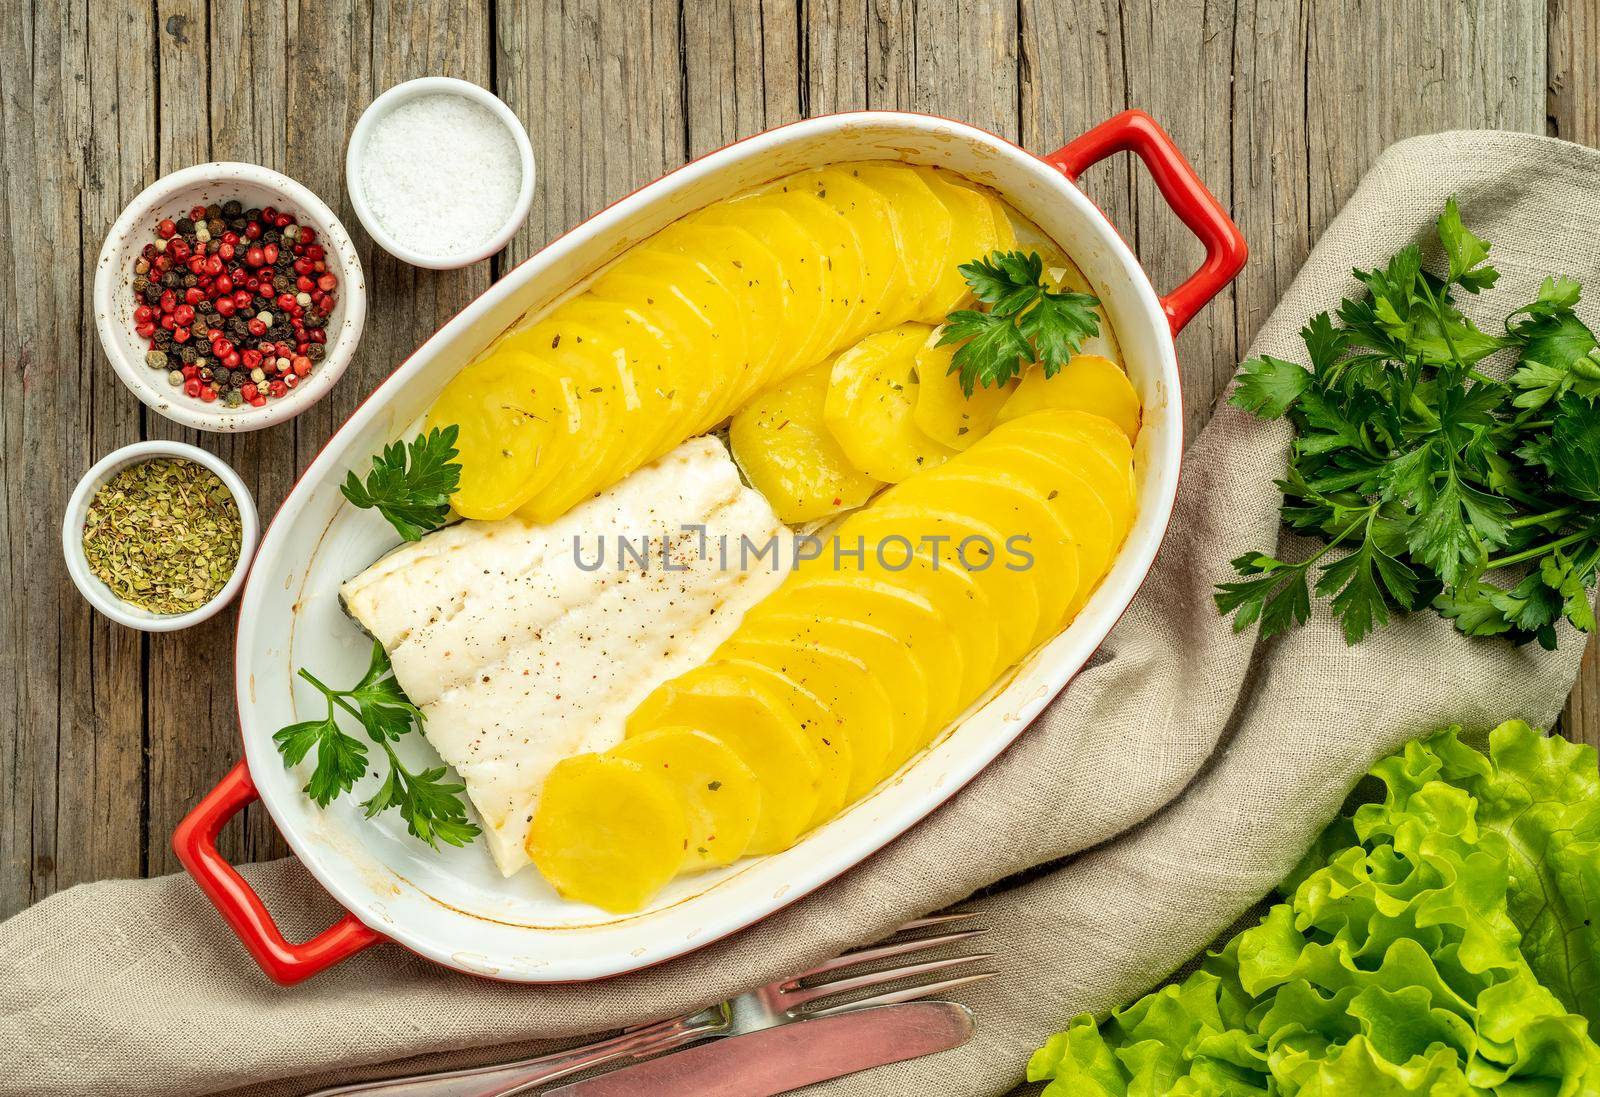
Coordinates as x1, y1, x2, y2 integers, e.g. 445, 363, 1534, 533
176, 110, 1245, 985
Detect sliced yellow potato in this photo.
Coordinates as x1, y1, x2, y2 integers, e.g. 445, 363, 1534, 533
829, 510, 1006, 703
825, 324, 955, 483
717, 628, 895, 802
715, 656, 854, 829
808, 167, 910, 339
651, 220, 786, 403
554, 297, 684, 472
753, 187, 867, 355
777, 572, 964, 735
986, 410, 1136, 531
858, 502, 1040, 664
627, 663, 824, 855
852, 163, 954, 314
426, 349, 577, 521
746, 606, 929, 774
611, 725, 762, 870
729, 361, 884, 524
914, 168, 1018, 320
527, 753, 689, 913
996, 354, 1142, 441
966, 440, 1119, 613
900, 467, 1081, 644
692, 199, 830, 376
912, 330, 1016, 450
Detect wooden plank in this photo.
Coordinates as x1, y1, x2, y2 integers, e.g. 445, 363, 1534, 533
497, 1, 686, 264
0, 0, 153, 918
1548, 0, 1600, 748
682, 0, 803, 155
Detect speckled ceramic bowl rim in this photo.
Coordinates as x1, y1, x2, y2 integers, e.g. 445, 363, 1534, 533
93, 162, 367, 433
62, 440, 260, 632
345, 76, 537, 270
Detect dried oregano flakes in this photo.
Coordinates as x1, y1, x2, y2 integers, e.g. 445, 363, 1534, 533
81, 457, 242, 614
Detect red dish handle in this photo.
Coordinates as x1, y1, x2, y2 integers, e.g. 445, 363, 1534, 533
173, 760, 382, 985
1045, 110, 1246, 334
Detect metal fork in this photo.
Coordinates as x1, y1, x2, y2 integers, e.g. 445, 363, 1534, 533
310, 913, 992, 1097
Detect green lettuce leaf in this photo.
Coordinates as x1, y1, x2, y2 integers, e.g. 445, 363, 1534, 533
1027, 721, 1600, 1096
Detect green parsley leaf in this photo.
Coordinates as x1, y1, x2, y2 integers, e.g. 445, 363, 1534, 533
342, 425, 463, 542
276, 642, 480, 849
938, 250, 1102, 396
1217, 197, 1599, 648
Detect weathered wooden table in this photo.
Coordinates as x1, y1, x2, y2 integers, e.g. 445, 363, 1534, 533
2, 0, 1595, 919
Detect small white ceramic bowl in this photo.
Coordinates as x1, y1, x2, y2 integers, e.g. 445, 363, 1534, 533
345, 77, 536, 270
62, 441, 260, 632
94, 163, 367, 433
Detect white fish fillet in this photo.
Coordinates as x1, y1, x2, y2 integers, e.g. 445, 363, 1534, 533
341, 436, 790, 876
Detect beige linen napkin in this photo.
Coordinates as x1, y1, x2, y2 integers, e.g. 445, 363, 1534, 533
3, 130, 1597, 1097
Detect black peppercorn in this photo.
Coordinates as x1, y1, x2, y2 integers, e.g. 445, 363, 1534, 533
221, 200, 242, 218
182, 273, 198, 288
205, 203, 221, 220
175, 217, 194, 235
263, 229, 281, 245
307, 344, 325, 361
142, 284, 162, 304
178, 345, 198, 364
161, 271, 180, 288
133, 276, 149, 294
213, 367, 232, 387
244, 208, 262, 222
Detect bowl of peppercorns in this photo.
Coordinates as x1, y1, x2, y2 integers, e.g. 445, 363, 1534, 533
94, 162, 366, 431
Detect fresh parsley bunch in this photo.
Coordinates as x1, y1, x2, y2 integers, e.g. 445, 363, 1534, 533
938, 250, 1103, 395
274, 642, 480, 848
1217, 199, 1600, 648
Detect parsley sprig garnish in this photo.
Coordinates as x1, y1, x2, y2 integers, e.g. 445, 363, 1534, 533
341, 424, 462, 541
937, 250, 1102, 395
274, 642, 480, 849
1218, 198, 1600, 648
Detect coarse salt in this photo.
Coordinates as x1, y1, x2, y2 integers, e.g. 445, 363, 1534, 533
359, 93, 523, 259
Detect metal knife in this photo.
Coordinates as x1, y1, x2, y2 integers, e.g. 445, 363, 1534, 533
545, 1001, 974, 1097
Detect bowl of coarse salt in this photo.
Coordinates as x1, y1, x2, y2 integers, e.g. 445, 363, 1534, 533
346, 77, 535, 270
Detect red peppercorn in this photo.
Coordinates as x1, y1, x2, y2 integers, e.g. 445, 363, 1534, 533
223, 351, 241, 368
200, 385, 218, 403
248, 395, 266, 407
241, 382, 257, 400
247, 318, 267, 337
214, 297, 236, 318
269, 380, 286, 397
173, 304, 195, 326
159, 314, 176, 332
262, 243, 279, 264
173, 326, 190, 343
241, 349, 262, 369
157, 218, 177, 239
169, 238, 190, 261
274, 293, 295, 311
183, 378, 201, 397
305, 245, 325, 262
284, 372, 299, 389
310, 328, 327, 345
135, 323, 155, 339
213, 338, 233, 358
291, 355, 312, 376
184, 287, 204, 304
158, 289, 176, 312
203, 255, 223, 276
134, 305, 153, 323
233, 289, 253, 309
244, 221, 262, 241
181, 364, 198, 380
244, 246, 263, 267
218, 243, 236, 262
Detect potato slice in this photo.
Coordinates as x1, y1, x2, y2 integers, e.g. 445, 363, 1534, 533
986, 410, 1136, 531
808, 166, 911, 339
730, 362, 884, 524
754, 185, 868, 355
555, 297, 685, 472
526, 753, 689, 913
996, 354, 1142, 441
778, 572, 964, 735
825, 324, 956, 483
913, 168, 1018, 320
852, 163, 954, 314
965, 440, 1119, 613
746, 606, 929, 774
829, 512, 1004, 705
912, 331, 1016, 450
428, 349, 578, 521
856, 502, 1040, 665
651, 220, 786, 404
900, 467, 1081, 644
611, 725, 762, 870
692, 199, 830, 378
627, 663, 825, 855
715, 656, 853, 828
718, 628, 895, 803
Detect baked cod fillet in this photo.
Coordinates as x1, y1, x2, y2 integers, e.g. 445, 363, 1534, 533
341, 436, 790, 877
